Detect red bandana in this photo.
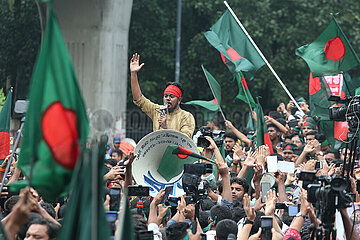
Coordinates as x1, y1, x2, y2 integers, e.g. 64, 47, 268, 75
164, 85, 182, 98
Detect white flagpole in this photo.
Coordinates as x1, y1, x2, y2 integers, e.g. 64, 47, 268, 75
201, 65, 227, 121
223, 1, 305, 115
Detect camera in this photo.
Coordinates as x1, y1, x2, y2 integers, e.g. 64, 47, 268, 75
197, 126, 225, 148
182, 163, 212, 202
329, 96, 360, 129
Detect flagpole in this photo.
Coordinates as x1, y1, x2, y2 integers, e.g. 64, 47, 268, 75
91, 140, 99, 240
201, 65, 227, 121
224, 1, 305, 115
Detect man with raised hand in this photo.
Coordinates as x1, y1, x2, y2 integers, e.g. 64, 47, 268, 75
129, 53, 195, 138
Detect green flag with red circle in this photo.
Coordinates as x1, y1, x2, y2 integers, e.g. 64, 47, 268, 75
255, 99, 273, 154
296, 15, 360, 77
12, 5, 89, 201
204, 10, 265, 80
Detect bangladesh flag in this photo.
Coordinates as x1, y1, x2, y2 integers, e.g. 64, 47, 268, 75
57, 140, 110, 240
235, 72, 256, 108
157, 145, 212, 181
183, 66, 221, 122
11, 5, 89, 201
204, 10, 265, 80
182, 99, 219, 122
0, 90, 12, 161
308, 72, 360, 150
255, 100, 273, 154
202, 65, 221, 105
296, 15, 360, 77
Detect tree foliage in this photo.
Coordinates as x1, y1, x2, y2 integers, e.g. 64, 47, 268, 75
0, 0, 41, 100
128, 0, 360, 123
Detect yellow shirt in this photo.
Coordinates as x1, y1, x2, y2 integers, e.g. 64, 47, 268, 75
134, 95, 195, 138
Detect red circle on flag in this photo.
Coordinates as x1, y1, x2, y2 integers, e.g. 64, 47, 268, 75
42, 102, 80, 170
324, 37, 345, 61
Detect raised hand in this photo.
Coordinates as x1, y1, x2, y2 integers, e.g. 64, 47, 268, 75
130, 53, 144, 73
243, 193, 255, 221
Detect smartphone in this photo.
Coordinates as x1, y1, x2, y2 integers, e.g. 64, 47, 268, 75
315, 161, 323, 170
275, 203, 287, 209
168, 197, 180, 207
160, 185, 174, 204
136, 230, 154, 240
261, 182, 271, 203
109, 187, 121, 211
288, 205, 299, 217
128, 185, 150, 197
105, 211, 118, 236
261, 216, 273, 240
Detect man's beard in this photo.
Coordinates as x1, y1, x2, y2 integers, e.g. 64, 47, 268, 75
167, 100, 179, 113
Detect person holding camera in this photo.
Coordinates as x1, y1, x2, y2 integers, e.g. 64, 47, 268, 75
130, 53, 195, 138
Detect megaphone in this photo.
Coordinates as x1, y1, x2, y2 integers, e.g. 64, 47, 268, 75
133, 129, 199, 197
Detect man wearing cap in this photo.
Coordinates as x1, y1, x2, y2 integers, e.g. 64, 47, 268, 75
129, 53, 195, 138
283, 143, 296, 162
108, 136, 121, 156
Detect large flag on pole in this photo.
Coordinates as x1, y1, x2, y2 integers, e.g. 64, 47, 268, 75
256, 99, 273, 154
296, 15, 360, 77
204, 10, 265, 79
0, 90, 12, 161
202, 65, 221, 105
12, 5, 89, 201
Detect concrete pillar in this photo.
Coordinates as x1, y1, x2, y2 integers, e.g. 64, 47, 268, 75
53, 0, 133, 142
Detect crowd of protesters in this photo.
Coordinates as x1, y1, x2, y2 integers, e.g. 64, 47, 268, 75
1, 90, 360, 240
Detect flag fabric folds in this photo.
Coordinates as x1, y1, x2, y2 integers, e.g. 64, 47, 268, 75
57, 140, 110, 240
255, 100, 273, 154
0, 90, 12, 161
12, 5, 89, 201
296, 15, 360, 77
157, 145, 210, 182
235, 72, 256, 107
204, 10, 265, 79
183, 66, 221, 122
202, 65, 222, 105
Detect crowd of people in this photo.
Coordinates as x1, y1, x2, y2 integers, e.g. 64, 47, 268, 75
0, 54, 358, 240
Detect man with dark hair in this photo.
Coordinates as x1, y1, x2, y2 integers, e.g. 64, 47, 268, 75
267, 123, 282, 147
130, 53, 195, 138
230, 177, 249, 203
305, 130, 318, 142
223, 132, 238, 163
215, 219, 238, 240
24, 217, 59, 240
165, 222, 189, 240
205, 205, 233, 239
111, 149, 123, 163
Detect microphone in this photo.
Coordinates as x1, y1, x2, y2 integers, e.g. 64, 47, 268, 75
160, 103, 168, 116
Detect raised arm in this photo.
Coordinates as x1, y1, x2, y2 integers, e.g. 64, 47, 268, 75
225, 120, 252, 146
130, 53, 145, 101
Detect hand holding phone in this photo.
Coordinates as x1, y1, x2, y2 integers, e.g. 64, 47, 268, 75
261, 182, 271, 203
160, 186, 173, 204
260, 216, 273, 240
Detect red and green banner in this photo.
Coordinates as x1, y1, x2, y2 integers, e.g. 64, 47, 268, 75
296, 15, 360, 77
204, 10, 265, 80
0, 90, 12, 161
309, 72, 360, 149
12, 5, 89, 201
235, 72, 256, 108
255, 100, 273, 154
